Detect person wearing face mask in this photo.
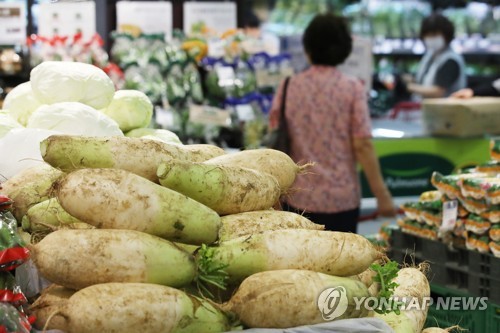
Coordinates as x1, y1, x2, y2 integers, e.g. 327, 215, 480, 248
405, 14, 467, 99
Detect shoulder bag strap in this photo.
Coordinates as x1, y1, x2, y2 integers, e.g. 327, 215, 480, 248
279, 77, 291, 126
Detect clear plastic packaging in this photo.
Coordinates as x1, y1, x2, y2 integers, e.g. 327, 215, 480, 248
0, 197, 29, 271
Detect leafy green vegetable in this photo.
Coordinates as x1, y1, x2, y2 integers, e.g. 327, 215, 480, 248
419, 200, 442, 212
195, 244, 229, 298
371, 260, 404, 315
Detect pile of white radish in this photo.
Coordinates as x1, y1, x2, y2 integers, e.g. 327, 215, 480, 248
0, 130, 440, 332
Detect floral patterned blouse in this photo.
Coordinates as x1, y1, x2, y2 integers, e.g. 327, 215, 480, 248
269, 65, 372, 213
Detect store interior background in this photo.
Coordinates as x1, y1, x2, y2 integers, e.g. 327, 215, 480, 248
1, 0, 500, 234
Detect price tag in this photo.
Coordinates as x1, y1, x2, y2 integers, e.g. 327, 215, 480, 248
255, 69, 270, 88
441, 200, 458, 231
189, 104, 231, 127
39, 1, 96, 41
236, 104, 255, 122
0, 3, 26, 45
117, 1, 173, 39
216, 66, 235, 87
183, 2, 236, 35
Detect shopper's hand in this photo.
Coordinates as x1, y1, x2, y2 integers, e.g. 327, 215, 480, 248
401, 74, 414, 84
377, 190, 397, 217
451, 88, 474, 99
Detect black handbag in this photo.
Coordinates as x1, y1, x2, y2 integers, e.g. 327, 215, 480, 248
265, 77, 291, 154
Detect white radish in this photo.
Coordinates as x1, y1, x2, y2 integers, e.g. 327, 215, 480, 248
225, 269, 370, 328
374, 266, 431, 333
157, 160, 281, 215
0, 163, 63, 220
219, 210, 324, 241
31, 229, 197, 290
46, 283, 230, 333
205, 229, 382, 283
56, 168, 221, 245
205, 149, 307, 193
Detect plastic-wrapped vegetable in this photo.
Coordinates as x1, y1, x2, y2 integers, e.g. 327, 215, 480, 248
476, 160, 500, 174
183, 62, 204, 103
480, 205, 500, 223
165, 64, 187, 106
400, 202, 422, 222
0, 196, 30, 271
464, 214, 491, 235
461, 177, 500, 202
205, 62, 231, 100
0, 302, 31, 333
431, 172, 488, 199
234, 60, 257, 98
0, 272, 27, 307
491, 240, 500, 258
491, 138, 500, 161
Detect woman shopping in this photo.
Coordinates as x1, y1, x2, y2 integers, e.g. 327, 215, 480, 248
268, 14, 395, 233
406, 14, 467, 98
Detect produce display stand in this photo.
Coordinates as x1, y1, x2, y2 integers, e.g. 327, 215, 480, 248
426, 284, 490, 332
390, 228, 500, 331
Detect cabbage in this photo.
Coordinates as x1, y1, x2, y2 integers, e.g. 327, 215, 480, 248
101, 90, 153, 132
125, 128, 182, 145
30, 61, 115, 110
0, 128, 59, 179
3, 82, 43, 126
0, 111, 22, 138
27, 102, 123, 137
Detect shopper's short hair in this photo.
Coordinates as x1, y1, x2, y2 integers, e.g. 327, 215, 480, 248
420, 14, 455, 45
245, 12, 261, 28
302, 14, 352, 67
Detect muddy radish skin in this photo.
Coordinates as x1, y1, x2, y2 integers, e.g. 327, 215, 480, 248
181, 144, 226, 162
58, 283, 230, 333
157, 161, 281, 215
374, 267, 431, 333
21, 198, 84, 232
356, 268, 377, 288
225, 270, 370, 328
204, 149, 302, 193
40, 135, 193, 183
56, 168, 221, 245
31, 229, 196, 290
0, 163, 63, 220
30, 285, 74, 331
208, 229, 382, 283
219, 210, 324, 241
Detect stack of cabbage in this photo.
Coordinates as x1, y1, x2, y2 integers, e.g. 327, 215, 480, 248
0, 61, 181, 179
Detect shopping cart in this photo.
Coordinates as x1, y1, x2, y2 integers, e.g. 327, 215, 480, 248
387, 101, 422, 122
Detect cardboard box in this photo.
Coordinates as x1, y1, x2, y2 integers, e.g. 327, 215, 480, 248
422, 97, 500, 137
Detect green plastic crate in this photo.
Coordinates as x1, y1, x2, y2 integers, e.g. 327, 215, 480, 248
487, 303, 500, 332
424, 285, 487, 332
